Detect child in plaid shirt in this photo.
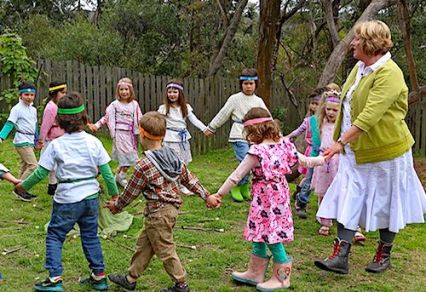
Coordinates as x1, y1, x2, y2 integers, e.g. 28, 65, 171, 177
106, 111, 220, 292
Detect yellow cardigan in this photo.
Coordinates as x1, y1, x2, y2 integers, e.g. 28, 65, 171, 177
334, 59, 414, 164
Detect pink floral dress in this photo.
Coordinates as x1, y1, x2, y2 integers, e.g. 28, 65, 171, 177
243, 138, 298, 244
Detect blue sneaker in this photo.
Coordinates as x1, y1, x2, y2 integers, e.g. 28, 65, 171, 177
80, 274, 108, 291
34, 278, 63, 292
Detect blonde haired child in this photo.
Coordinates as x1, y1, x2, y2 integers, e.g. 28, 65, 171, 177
89, 77, 142, 187
211, 107, 324, 291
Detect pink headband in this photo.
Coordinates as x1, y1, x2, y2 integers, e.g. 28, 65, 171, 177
117, 81, 133, 88
326, 96, 340, 103
243, 117, 273, 127
166, 83, 184, 91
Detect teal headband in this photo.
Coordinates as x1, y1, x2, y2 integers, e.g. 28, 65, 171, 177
19, 88, 36, 94
57, 104, 85, 115
239, 76, 258, 81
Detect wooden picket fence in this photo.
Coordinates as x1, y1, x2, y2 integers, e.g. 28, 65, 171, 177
407, 101, 426, 155
0, 59, 302, 155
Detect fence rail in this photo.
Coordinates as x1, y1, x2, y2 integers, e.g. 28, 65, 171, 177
1, 59, 302, 155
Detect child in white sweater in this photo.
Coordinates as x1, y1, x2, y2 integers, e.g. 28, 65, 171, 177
205, 68, 268, 202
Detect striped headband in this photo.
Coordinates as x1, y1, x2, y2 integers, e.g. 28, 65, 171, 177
166, 83, 184, 91
57, 104, 85, 115
243, 117, 273, 127
19, 88, 36, 94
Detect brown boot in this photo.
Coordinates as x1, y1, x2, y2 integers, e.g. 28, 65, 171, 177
231, 254, 270, 286
314, 238, 351, 274
365, 240, 393, 273
256, 257, 292, 291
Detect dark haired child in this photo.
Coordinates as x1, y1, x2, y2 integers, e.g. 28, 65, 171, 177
0, 81, 38, 201
16, 92, 119, 292
106, 111, 220, 292
36, 81, 67, 196
211, 107, 324, 291
158, 79, 208, 194
205, 68, 269, 202
89, 77, 142, 188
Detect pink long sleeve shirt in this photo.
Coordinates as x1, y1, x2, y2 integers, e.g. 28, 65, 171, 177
39, 101, 65, 142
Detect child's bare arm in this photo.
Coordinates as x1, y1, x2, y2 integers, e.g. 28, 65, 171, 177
1, 172, 20, 185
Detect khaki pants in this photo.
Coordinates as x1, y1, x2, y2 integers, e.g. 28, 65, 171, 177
15, 146, 37, 180
41, 141, 57, 184
129, 204, 186, 283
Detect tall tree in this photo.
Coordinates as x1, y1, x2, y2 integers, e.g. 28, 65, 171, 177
256, 0, 281, 107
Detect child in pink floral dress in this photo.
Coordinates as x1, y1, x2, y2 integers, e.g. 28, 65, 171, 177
212, 107, 324, 291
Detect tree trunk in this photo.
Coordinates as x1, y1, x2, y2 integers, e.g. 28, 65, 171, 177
256, 0, 281, 107
322, 0, 340, 47
397, 0, 423, 105
207, 0, 248, 76
318, 0, 396, 87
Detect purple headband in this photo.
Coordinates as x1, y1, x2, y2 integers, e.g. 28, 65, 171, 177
311, 95, 321, 101
166, 83, 184, 91
326, 96, 340, 103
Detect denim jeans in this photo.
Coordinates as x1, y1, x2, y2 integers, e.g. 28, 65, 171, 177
45, 197, 105, 277
231, 141, 250, 185
296, 167, 313, 208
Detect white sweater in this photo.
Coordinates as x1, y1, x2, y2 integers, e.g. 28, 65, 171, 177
208, 92, 268, 142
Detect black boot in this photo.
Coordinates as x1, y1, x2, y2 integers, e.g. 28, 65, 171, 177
365, 240, 393, 273
47, 183, 57, 196
314, 238, 351, 274
292, 185, 301, 201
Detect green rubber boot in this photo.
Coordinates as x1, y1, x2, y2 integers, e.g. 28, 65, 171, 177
240, 183, 251, 200
230, 185, 244, 202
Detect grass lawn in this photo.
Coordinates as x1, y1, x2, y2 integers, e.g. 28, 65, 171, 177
0, 136, 426, 291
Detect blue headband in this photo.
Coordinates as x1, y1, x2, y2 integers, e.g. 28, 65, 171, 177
19, 88, 36, 94
239, 76, 258, 81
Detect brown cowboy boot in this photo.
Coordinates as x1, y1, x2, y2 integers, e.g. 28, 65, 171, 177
256, 257, 292, 291
314, 238, 351, 274
365, 240, 393, 273
231, 254, 270, 286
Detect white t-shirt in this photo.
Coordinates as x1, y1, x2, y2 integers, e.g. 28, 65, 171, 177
158, 104, 207, 142
8, 99, 37, 145
39, 131, 111, 203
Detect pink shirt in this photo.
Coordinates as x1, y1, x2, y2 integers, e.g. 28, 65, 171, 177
39, 101, 65, 142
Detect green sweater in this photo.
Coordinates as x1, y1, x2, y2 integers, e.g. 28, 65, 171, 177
334, 59, 414, 164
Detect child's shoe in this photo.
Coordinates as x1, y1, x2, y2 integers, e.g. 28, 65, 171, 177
256, 257, 293, 291
13, 188, 32, 202
231, 254, 270, 285
294, 200, 307, 219
318, 226, 330, 236
80, 272, 108, 291
108, 273, 136, 291
240, 183, 251, 200
34, 277, 63, 292
47, 183, 57, 196
160, 282, 190, 292
230, 185, 244, 202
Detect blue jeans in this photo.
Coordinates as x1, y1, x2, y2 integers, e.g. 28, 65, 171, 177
231, 141, 250, 185
45, 197, 105, 277
296, 167, 313, 208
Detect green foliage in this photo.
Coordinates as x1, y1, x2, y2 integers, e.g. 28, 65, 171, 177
271, 106, 292, 134
0, 32, 38, 122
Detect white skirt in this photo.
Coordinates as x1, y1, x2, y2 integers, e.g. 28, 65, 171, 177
163, 141, 192, 164
316, 149, 426, 233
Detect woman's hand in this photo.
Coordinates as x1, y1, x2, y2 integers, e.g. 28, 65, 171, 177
323, 142, 344, 160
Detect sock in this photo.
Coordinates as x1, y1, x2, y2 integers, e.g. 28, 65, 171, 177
92, 272, 106, 280
252, 242, 268, 258
337, 222, 356, 243
379, 228, 396, 244
268, 243, 289, 264
176, 282, 188, 288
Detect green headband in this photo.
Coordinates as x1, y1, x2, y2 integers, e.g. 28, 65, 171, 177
57, 104, 85, 115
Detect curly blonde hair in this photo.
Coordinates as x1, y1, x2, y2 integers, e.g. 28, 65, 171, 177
354, 20, 393, 56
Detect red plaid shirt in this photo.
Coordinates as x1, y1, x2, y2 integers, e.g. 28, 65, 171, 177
115, 155, 210, 213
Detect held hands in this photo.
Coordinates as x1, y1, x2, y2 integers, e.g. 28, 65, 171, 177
206, 194, 222, 208
15, 182, 25, 193
87, 123, 98, 132
104, 196, 120, 214
35, 141, 44, 150
203, 128, 214, 137
323, 142, 344, 161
